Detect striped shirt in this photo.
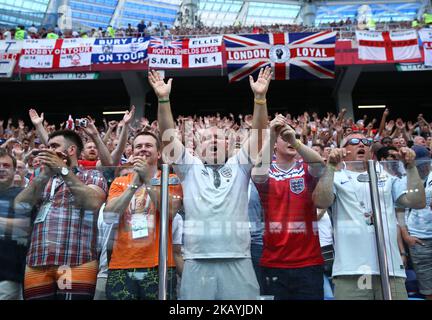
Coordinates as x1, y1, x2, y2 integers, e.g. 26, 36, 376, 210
27, 168, 107, 267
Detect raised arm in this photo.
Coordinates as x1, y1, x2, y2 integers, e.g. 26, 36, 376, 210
378, 108, 389, 137
80, 117, 114, 167
29, 109, 49, 145
366, 119, 376, 138
312, 148, 345, 209
17, 120, 26, 141
252, 115, 286, 182
148, 70, 184, 163
243, 67, 272, 161
418, 114, 431, 131
286, 129, 325, 165
396, 147, 426, 209
111, 106, 135, 166
102, 121, 116, 145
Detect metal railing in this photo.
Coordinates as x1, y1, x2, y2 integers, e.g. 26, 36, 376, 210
367, 160, 393, 300
158, 164, 170, 300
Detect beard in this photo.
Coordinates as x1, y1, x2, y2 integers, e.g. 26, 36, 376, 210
86, 154, 98, 161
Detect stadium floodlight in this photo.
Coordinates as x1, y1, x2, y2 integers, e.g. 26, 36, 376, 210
358, 105, 386, 109
102, 111, 127, 115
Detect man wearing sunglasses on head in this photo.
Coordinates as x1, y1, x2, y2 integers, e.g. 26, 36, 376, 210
312, 132, 426, 300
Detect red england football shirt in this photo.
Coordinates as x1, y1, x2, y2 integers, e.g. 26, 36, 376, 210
256, 161, 324, 269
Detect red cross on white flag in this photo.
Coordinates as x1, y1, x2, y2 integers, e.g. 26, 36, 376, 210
419, 29, 432, 67
19, 38, 93, 69
356, 30, 421, 62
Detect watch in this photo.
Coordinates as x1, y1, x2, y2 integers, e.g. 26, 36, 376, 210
60, 167, 70, 176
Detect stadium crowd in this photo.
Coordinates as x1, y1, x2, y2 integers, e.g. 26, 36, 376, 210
0, 17, 423, 41
0, 69, 432, 300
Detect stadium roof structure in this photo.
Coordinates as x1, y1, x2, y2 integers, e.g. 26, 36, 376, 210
0, 0, 428, 30
196, 0, 426, 27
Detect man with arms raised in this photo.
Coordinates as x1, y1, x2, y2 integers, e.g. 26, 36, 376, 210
313, 132, 425, 300
148, 67, 271, 300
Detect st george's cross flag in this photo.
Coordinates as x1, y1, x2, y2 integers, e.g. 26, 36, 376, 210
19, 38, 94, 68
148, 36, 223, 69
419, 29, 432, 67
223, 31, 336, 82
356, 30, 421, 62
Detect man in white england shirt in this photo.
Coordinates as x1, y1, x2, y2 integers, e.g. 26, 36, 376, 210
313, 132, 426, 300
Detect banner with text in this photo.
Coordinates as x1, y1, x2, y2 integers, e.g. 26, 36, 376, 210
224, 32, 336, 82
0, 40, 22, 78
19, 38, 94, 68
148, 36, 223, 69
91, 37, 150, 65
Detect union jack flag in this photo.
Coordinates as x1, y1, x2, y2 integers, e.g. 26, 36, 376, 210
223, 32, 336, 82
149, 37, 184, 49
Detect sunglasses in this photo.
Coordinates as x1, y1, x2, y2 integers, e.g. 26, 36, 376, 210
345, 138, 372, 147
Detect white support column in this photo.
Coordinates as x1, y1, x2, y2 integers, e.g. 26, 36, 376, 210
418, 0, 432, 19
178, 0, 199, 28
44, 0, 62, 27
300, 0, 318, 27
234, 1, 250, 26
56, 0, 73, 32
110, 0, 127, 28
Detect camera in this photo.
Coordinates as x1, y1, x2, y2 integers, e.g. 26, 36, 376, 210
75, 118, 88, 128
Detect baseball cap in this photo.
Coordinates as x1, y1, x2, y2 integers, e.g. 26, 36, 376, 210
412, 145, 431, 161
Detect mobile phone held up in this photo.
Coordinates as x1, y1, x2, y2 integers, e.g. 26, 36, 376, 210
75, 118, 88, 128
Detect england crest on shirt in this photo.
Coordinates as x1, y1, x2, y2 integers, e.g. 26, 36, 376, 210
290, 178, 305, 194
220, 166, 232, 178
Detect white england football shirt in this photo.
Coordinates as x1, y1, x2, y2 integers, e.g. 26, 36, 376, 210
331, 168, 407, 278
173, 148, 253, 259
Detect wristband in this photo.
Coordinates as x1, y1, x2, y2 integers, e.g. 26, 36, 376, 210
254, 98, 266, 105
158, 99, 170, 104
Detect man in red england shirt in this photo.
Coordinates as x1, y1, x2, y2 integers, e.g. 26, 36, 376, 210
79, 141, 99, 169
252, 115, 325, 300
